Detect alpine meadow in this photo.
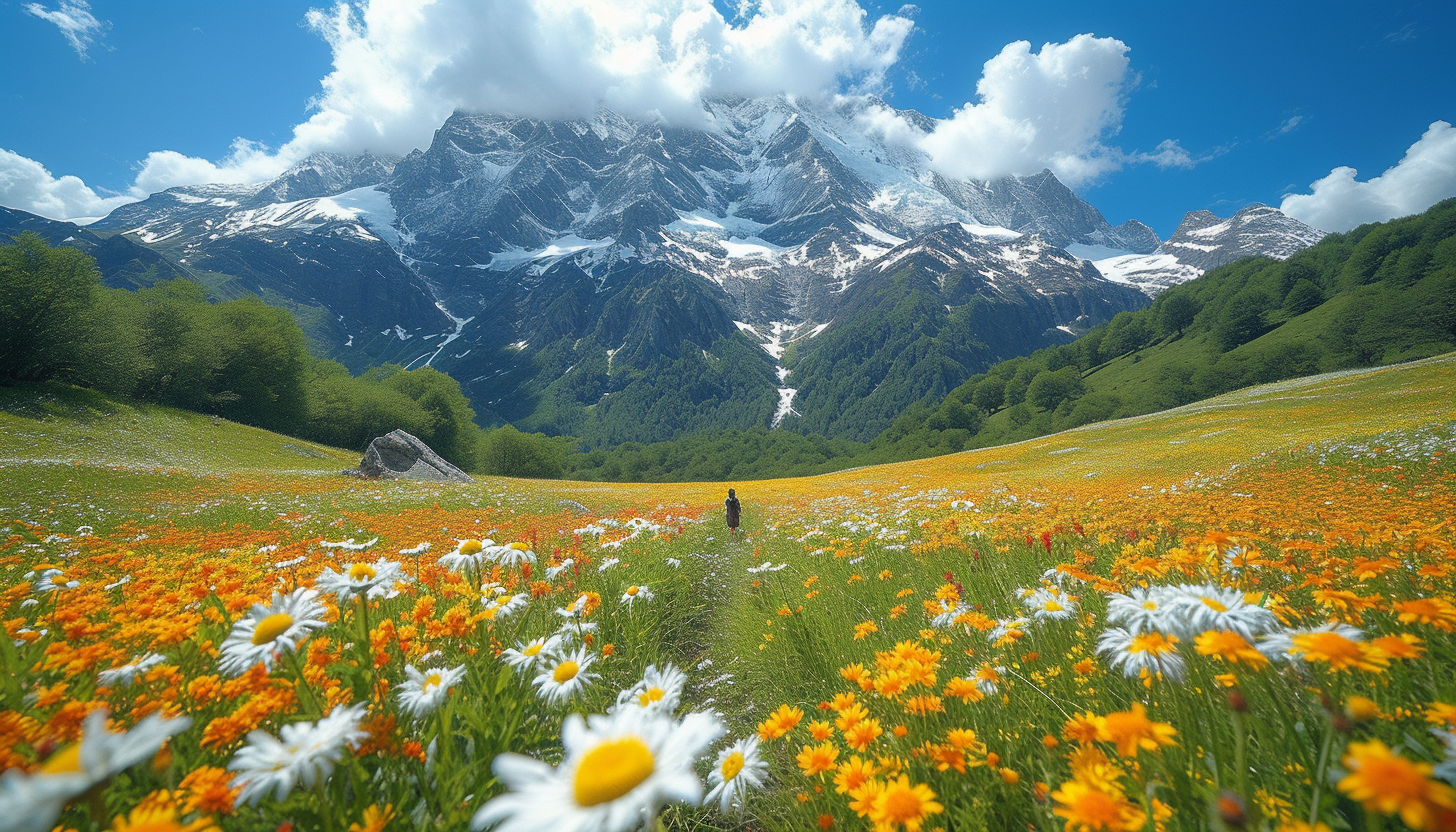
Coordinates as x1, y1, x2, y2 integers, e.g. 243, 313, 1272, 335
3, 2, 1456, 832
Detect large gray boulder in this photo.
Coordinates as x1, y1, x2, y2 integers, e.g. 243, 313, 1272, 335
353, 430, 474, 483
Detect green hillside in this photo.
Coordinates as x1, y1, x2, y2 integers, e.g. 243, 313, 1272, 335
877, 196, 1456, 457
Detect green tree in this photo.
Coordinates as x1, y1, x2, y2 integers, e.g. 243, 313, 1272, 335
1157, 291, 1200, 338
209, 297, 311, 432
970, 376, 1006, 412
0, 232, 99, 382
1025, 366, 1085, 411
383, 366, 480, 469
479, 425, 566, 479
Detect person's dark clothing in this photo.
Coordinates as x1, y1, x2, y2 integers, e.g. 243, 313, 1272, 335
725, 496, 741, 530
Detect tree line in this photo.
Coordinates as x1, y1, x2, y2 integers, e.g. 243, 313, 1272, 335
0, 231, 569, 477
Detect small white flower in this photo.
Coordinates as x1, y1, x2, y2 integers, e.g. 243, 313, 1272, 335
704, 735, 767, 815
1163, 583, 1278, 641
97, 653, 167, 687
987, 616, 1030, 644
397, 664, 466, 719
620, 585, 654, 606
319, 537, 378, 551
1258, 620, 1365, 662
1105, 586, 1173, 635
598, 556, 621, 572
229, 704, 368, 805
219, 588, 329, 677
546, 558, 575, 579
1096, 627, 1187, 681
614, 664, 686, 714
315, 557, 405, 602
482, 593, 529, 622
502, 634, 564, 673
494, 542, 537, 568
534, 647, 599, 706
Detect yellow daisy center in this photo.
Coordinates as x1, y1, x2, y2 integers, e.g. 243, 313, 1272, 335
38, 742, 83, 775
573, 737, 656, 806
721, 751, 746, 781
1142, 601, 1158, 610
251, 612, 295, 645
523, 643, 543, 657
553, 660, 580, 683
627, 586, 640, 596
348, 563, 377, 582
1198, 596, 1229, 613
460, 539, 483, 555
510, 542, 530, 551
1043, 600, 1064, 612
423, 672, 443, 692
637, 686, 666, 706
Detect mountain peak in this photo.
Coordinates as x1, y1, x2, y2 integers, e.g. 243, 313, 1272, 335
1161, 203, 1326, 271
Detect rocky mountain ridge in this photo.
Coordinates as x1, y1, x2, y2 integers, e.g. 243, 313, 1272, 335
56, 95, 1327, 444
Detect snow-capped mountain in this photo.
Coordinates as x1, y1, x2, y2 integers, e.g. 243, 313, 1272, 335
1161, 203, 1326, 271
1076, 203, 1327, 296
87, 94, 1172, 444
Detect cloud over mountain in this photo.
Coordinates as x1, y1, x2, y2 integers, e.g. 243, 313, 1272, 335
1281, 120, 1456, 233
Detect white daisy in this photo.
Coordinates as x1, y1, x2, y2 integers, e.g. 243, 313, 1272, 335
546, 558, 575, 579
1433, 729, 1456, 787
30, 567, 79, 593
470, 707, 725, 832
494, 542, 537, 568
218, 588, 329, 677
315, 557, 405, 602
229, 703, 368, 805
620, 585, 654, 606
0, 709, 191, 832
703, 735, 767, 815
1163, 583, 1279, 641
1096, 627, 1187, 681
613, 664, 686, 715
397, 664, 467, 719
598, 556, 621, 572
482, 593, 529, 622
1258, 621, 1365, 663
988, 616, 1030, 644
502, 634, 565, 673
438, 539, 491, 572
929, 598, 968, 629
1105, 586, 1174, 635
534, 647, 599, 706
1024, 587, 1077, 622
97, 652, 167, 687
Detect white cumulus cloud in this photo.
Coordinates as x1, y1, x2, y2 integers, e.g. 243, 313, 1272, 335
4, 0, 917, 220
24, 0, 106, 60
285, 0, 913, 157
913, 34, 1145, 185
0, 149, 134, 222
1280, 121, 1456, 233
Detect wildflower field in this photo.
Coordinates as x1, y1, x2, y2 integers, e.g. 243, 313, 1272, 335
3, 353, 1456, 832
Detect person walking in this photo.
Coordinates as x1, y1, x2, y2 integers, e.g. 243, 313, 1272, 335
725, 488, 742, 539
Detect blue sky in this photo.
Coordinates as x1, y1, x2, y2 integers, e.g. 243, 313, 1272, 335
1, 0, 1452, 237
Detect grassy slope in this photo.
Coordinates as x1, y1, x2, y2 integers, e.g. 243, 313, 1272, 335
5, 352, 1454, 500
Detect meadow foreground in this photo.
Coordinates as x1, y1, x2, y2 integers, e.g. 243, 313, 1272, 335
3, 354, 1456, 831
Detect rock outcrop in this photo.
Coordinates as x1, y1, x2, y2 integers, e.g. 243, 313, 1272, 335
353, 430, 474, 483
